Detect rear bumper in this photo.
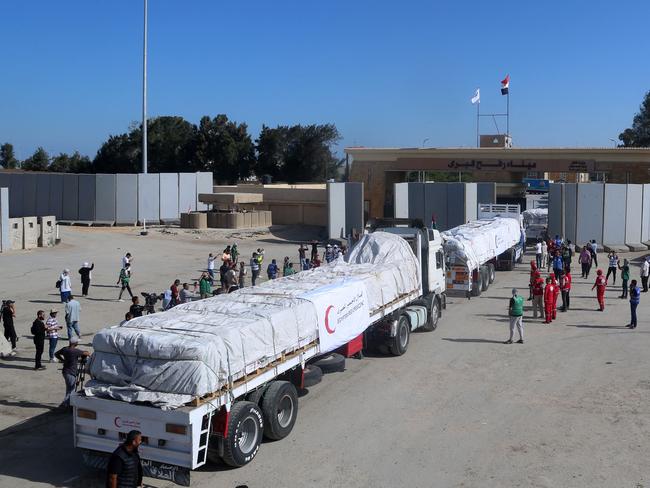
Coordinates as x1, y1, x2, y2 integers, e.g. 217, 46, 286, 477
82, 449, 191, 486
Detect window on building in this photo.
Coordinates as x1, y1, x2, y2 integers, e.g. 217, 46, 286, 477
589, 172, 608, 182
558, 172, 568, 182
526, 171, 540, 179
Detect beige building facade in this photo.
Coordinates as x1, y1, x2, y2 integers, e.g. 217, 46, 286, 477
345, 147, 650, 219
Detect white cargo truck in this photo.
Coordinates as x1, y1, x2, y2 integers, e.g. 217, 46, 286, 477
71, 224, 447, 485
443, 204, 525, 297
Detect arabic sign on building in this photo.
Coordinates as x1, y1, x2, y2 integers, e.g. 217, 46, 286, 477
395, 158, 596, 173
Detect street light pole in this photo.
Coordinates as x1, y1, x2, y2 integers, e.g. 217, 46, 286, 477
142, 0, 148, 175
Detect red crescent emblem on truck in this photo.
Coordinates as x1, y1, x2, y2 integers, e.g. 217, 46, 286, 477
114, 417, 121, 428
324, 305, 336, 334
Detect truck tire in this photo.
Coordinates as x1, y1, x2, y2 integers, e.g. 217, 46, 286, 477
420, 295, 440, 332
303, 364, 323, 387
222, 401, 264, 467
390, 315, 410, 356
246, 385, 269, 405
488, 263, 496, 284
261, 381, 299, 440
311, 353, 345, 374
480, 266, 489, 291
471, 271, 483, 297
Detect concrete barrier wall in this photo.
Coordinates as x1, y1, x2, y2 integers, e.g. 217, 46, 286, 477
345, 183, 364, 235
8, 174, 24, 218
196, 172, 213, 211
548, 183, 563, 238
625, 184, 643, 248
447, 183, 468, 230
38, 216, 56, 247
0, 188, 8, 252
394, 183, 409, 218
643, 184, 650, 245
426, 183, 448, 230
49, 174, 64, 220
576, 184, 604, 245
35, 174, 51, 217
159, 173, 179, 220
477, 182, 497, 205
564, 183, 577, 244
62, 174, 79, 220
179, 173, 197, 214
465, 183, 478, 222
22, 174, 38, 218
407, 183, 425, 222
603, 184, 627, 247
328, 183, 347, 238
137, 173, 160, 223
116, 174, 138, 225
9, 217, 23, 250
23, 216, 39, 249
78, 174, 96, 221
95, 174, 116, 223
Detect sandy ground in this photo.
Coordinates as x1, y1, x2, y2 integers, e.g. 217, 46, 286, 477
1, 227, 649, 487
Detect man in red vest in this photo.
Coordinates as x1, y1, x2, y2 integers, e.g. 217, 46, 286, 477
544, 277, 555, 324
592, 269, 607, 311
560, 268, 572, 312
531, 270, 544, 319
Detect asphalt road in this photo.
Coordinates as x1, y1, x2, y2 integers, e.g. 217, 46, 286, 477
1, 227, 649, 487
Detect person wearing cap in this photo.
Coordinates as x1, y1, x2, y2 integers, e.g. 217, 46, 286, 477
1, 300, 17, 354
58, 269, 72, 303
106, 429, 143, 488
531, 270, 544, 318
504, 288, 524, 344
65, 294, 82, 340
55, 335, 90, 408
544, 276, 556, 324
591, 269, 607, 311
267, 259, 279, 280
78, 262, 94, 297
31, 310, 47, 370
45, 309, 62, 362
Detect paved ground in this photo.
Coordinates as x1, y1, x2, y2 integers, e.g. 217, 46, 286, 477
1, 228, 650, 487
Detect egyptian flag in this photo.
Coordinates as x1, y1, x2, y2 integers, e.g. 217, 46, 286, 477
501, 74, 510, 95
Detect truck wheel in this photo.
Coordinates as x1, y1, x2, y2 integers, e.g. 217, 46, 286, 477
222, 401, 264, 467
480, 266, 489, 291
246, 385, 268, 405
420, 295, 440, 332
303, 364, 323, 387
471, 272, 482, 297
390, 315, 410, 356
311, 353, 345, 374
261, 381, 299, 440
488, 263, 496, 284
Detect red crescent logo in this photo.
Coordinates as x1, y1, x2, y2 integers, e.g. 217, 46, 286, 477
114, 417, 121, 428
324, 305, 336, 334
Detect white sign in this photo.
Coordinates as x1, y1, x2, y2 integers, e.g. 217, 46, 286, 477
302, 280, 370, 353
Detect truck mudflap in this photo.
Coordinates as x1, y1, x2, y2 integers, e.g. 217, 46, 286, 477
82, 449, 191, 486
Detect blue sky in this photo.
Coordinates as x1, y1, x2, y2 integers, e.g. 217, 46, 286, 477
1, 0, 649, 160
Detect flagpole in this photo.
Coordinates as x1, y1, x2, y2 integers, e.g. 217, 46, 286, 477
506, 91, 509, 137
476, 100, 480, 148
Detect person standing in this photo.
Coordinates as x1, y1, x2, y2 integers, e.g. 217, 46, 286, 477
531, 270, 544, 319
504, 288, 524, 344
106, 430, 143, 488
219, 260, 230, 288
199, 272, 212, 299
541, 240, 548, 269
238, 261, 247, 288
54, 336, 89, 407
535, 239, 543, 269
560, 268, 572, 312
642, 257, 650, 292
1, 300, 17, 354
231, 243, 239, 264
592, 269, 607, 311
552, 251, 564, 280
619, 258, 631, 299
590, 239, 599, 267
45, 309, 62, 362
250, 252, 260, 286
225, 265, 239, 292
528, 261, 538, 300
121, 252, 132, 269
298, 244, 308, 269
58, 269, 72, 303
31, 310, 47, 370
267, 259, 279, 280
551, 272, 560, 320
222, 245, 232, 264
170, 279, 181, 306
180, 283, 200, 303
544, 277, 555, 324
579, 246, 592, 279
117, 264, 134, 302
65, 295, 82, 340
78, 262, 94, 297
207, 253, 216, 284
628, 279, 641, 329
562, 242, 573, 272
310, 241, 318, 262
302, 258, 311, 271
606, 252, 619, 285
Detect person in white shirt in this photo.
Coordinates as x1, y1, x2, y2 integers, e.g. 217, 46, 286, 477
207, 253, 216, 284
535, 239, 543, 268
121, 253, 132, 269
641, 257, 650, 292
45, 309, 62, 362
58, 269, 72, 303
541, 240, 548, 268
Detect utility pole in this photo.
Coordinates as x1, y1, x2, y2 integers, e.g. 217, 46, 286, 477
142, 0, 148, 175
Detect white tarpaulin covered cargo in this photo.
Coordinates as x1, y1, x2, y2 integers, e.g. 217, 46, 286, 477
523, 208, 548, 226
86, 232, 419, 406
442, 217, 522, 270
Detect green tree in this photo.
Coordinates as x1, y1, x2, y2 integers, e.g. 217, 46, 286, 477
255, 125, 289, 181
0, 143, 19, 169
619, 90, 650, 147
195, 115, 255, 183
93, 132, 140, 173
50, 151, 92, 173
22, 147, 50, 171
146, 116, 198, 172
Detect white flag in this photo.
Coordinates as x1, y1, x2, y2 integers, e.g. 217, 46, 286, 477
471, 88, 480, 104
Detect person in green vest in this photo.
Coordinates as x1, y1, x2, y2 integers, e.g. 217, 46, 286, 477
618, 258, 631, 299
504, 288, 524, 344
199, 272, 212, 299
